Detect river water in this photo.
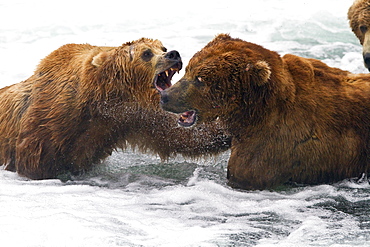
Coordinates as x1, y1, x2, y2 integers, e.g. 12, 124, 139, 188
0, 0, 369, 246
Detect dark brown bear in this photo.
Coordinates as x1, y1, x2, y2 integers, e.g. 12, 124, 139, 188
0, 38, 230, 179
160, 34, 370, 190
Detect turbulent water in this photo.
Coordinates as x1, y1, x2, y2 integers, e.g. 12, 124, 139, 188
1, 0, 370, 246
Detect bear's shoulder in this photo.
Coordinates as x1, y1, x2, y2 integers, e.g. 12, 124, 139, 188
282, 54, 349, 85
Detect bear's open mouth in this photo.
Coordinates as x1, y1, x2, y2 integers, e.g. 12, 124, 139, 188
178, 110, 196, 127
154, 62, 182, 91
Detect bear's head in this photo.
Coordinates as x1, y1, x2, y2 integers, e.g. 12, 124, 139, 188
160, 34, 280, 128
88, 38, 182, 107
348, 0, 370, 70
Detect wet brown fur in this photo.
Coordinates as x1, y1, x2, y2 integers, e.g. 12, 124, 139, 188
161, 34, 370, 190
0, 38, 230, 179
348, 0, 370, 45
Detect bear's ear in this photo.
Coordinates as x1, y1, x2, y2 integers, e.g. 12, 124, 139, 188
214, 33, 232, 42
92, 52, 109, 67
247, 60, 271, 86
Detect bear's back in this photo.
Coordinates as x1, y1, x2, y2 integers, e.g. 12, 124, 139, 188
35, 44, 96, 77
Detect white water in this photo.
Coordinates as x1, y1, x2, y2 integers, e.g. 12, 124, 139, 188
0, 0, 370, 246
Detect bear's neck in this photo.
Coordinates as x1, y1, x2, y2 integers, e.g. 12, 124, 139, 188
224, 73, 296, 138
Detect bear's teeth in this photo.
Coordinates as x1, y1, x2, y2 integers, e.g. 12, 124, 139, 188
165, 70, 169, 77
170, 68, 180, 74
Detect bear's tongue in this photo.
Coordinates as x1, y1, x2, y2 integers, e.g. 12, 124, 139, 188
178, 111, 196, 127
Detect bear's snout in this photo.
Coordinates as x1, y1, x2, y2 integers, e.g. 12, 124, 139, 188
165, 50, 181, 62
160, 78, 193, 114
364, 53, 370, 71
160, 90, 169, 105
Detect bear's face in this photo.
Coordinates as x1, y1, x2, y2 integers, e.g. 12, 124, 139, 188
91, 38, 182, 105
348, 0, 370, 70
160, 34, 271, 127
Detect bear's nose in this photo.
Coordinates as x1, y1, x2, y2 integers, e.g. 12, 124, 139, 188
165, 50, 181, 61
364, 53, 370, 71
160, 90, 169, 104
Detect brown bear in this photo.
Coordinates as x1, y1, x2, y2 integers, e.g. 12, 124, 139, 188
160, 34, 370, 190
0, 38, 230, 180
348, 0, 370, 70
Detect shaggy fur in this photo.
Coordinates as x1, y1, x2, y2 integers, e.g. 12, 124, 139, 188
161, 34, 370, 190
348, 0, 370, 70
0, 38, 230, 179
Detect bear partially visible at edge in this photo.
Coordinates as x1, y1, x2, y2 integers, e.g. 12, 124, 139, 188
348, 0, 370, 70
160, 34, 370, 190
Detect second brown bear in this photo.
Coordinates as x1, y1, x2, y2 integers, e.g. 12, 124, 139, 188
161, 34, 370, 190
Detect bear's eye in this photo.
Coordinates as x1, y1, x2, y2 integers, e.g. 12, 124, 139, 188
141, 50, 154, 62
360, 25, 368, 34
195, 76, 205, 85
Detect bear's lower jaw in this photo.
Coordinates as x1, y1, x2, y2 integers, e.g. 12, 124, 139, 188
178, 110, 196, 127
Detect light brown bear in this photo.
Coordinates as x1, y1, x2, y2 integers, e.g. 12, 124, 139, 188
160, 34, 370, 190
0, 38, 230, 180
348, 0, 370, 70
